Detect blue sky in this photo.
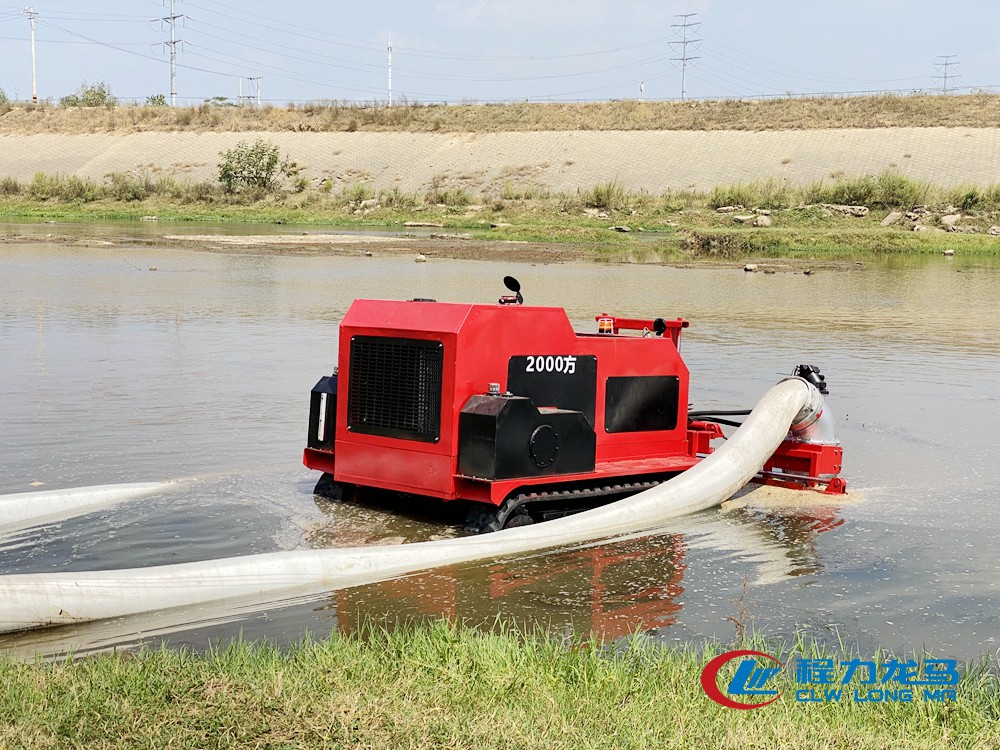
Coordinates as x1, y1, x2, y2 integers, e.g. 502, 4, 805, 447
1, 1, 997, 105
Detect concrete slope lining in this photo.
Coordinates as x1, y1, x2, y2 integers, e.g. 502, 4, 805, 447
0, 378, 818, 634
2, 129, 998, 192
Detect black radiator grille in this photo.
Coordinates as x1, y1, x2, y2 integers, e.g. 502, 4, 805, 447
347, 336, 443, 442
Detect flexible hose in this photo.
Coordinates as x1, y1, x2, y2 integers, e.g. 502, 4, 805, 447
0, 378, 819, 634
0, 482, 173, 534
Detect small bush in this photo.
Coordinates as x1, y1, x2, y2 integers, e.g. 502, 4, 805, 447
60, 81, 117, 108
982, 184, 1000, 207
0, 176, 21, 195
660, 189, 699, 212
28, 172, 60, 200
803, 172, 929, 208
709, 178, 792, 209
949, 186, 983, 212
425, 186, 471, 206
585, 180, 628, 211
218, 138, 295, 194
341, 183, 375, 204
175, 180, 218, 204
379, 186, 417, 209
60, 175, 102, 202
500, 181, 548, 201
146, 94, 167, 107
107, 172, 155, 201
872, 171, 929, 207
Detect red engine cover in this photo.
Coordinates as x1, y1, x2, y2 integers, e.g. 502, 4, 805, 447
305, 299, 697, 506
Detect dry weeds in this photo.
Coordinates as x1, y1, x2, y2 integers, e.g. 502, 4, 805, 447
2, 93, 1000, 135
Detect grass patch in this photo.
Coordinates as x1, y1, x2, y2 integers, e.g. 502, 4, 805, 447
584, 179, 630, 211
5, 169, 1000, 257
803, 172, 931, 208
0, 622, 997, 749
709, 178, 794, 209
678, 227, 997, 258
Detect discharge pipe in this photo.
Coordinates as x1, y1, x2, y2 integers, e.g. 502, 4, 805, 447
0, 378, 826, 634
0, 482, 173, 535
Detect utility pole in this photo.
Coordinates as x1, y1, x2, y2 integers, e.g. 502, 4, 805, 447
669, 13, 701, 101
932, 55, 960, 94
22, 6, 38, 105
157, 0, 184, 106
387, 29, 392, 107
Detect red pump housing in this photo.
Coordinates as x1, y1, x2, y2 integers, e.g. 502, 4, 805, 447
304, 290, 844, 532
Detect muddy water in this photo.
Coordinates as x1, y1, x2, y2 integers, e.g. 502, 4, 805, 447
1, 236, 999, 659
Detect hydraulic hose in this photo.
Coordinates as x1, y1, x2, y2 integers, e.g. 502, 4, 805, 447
0, 378, 822, 634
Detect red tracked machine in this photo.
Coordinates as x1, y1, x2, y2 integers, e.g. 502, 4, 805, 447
304, 277, 845, 532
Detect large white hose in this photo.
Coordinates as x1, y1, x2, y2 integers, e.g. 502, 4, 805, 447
0, 378, 817, 634
0, 482, 173, 534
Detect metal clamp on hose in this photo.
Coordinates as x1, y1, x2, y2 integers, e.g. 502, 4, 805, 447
782, 373, 839, 446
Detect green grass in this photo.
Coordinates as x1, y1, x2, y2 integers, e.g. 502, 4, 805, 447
708, 178, 796, 210
677, 226, 1000, 258
0, 622, 997, 749
802, 172, 933, 208
4, 169, 1000, 258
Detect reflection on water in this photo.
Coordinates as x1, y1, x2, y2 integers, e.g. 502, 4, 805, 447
328, 493, 843, 644
332, 534, 689, 642
1, 230, 999, 659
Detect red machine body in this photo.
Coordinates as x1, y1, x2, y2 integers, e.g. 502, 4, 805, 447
304, 291, 844, 531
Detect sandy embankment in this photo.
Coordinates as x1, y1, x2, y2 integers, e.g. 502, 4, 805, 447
5, 127, 997, 267
3, 128, 1000, 194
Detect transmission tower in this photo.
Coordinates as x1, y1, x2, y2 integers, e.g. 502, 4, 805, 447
156, 0, 185, 106
248, 76, 261, 107
387, 29, 393, 107
931, 55, 960, 93
238, 76, 261, 106
669, 13, 701, 101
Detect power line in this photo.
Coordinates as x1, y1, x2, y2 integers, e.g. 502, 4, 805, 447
699, 38, 928, 87
669, 13, 701, 101
180, 22, 675, 85
0, 34, 150, 46
185, 0, 677, 64
35, 18, 239, 80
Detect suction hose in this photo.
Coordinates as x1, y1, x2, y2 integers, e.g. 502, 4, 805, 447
0, 378, 823, 634
0, 482, 173, 534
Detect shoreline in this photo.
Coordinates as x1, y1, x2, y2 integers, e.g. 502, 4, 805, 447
2, 226, 868, 273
